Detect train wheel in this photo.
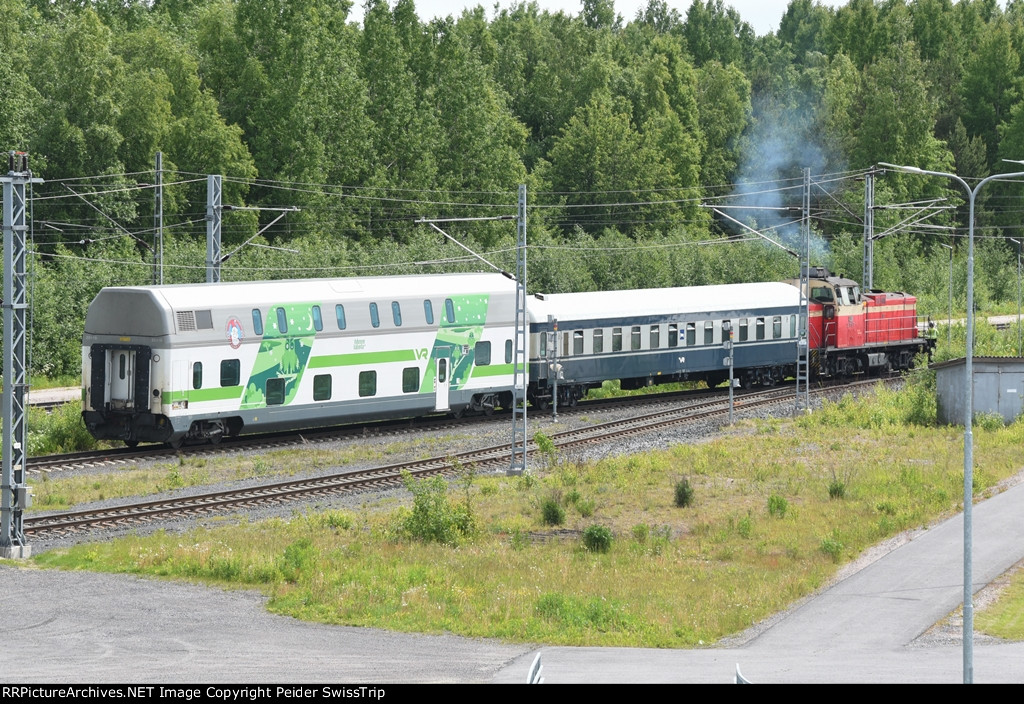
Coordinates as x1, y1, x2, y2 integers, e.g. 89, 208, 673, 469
124, 439, 139, 448
533, 397, 550, 411
168, 437, 184, 450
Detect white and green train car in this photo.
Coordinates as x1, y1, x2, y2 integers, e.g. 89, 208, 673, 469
82, 273, 518, 446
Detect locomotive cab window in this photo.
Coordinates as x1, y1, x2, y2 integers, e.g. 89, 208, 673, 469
312, 305, 323, 332
313, 374, 332, 401
252, 309, 263, 336
475, 341, 491, 365
811, 287, 834, 303
220, 359, 240, 387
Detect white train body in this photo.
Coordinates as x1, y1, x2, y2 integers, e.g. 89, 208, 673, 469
82, 273, 517, 445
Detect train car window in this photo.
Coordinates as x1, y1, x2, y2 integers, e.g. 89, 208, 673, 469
311, 305, 323, 332
668, 324, 678, 347
650, 326, 660, 349
266, 378, 285, 405
193, 362, 203, 389
593, 329, 604, 354
631, 326, 641, 351
773, 316, 782, 338
196, 310, 214, 330
612, 327, 622, 352
220, 359, 240, 387
739, 318, 748, 342
358, 370, 376, 397
313, 374, 332, 401
704, 321, 714, 345
276, 307, 288, 334
505, 339, 513, 364
475, 341, 491, 365
445, 298, 455, 324
119, 353, 126, 380
686, 322, 695, 346
424, 300, 434, 325
790, 315, 797, 338
252, 309, 264, 336
335, 304, 347, 330
392, 301, 402, 327
573, 330, 584, 355
369, 302, 380, 328
756, 318, 765, 340
403, 367, 420, 393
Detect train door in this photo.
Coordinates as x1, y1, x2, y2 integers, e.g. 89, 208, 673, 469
108, 349, 136, 410
435, 350, 451, 412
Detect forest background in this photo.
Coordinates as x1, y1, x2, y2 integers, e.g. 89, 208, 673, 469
3, 0, 1024, 377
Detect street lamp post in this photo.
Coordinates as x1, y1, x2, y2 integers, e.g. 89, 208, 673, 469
1011, 238, 1022, 357
879, 163, 1024, 684
939, 242, 952, 347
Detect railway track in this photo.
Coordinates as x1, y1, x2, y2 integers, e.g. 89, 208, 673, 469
24, 384, 735, 475
25, 378, 884, 538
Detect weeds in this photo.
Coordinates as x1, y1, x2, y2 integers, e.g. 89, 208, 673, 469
582, 525, 612, 553
674, 477, 694, 508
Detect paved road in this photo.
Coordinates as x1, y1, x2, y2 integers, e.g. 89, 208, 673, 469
4, 481, 1024, 683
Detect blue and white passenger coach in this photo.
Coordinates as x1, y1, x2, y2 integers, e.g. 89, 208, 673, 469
525, 282, 802, 407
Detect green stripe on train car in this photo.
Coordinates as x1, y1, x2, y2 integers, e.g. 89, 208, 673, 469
164, 386, 244, 404
308, 349, 421, 368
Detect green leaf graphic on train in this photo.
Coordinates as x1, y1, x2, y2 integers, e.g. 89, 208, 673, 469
422, 294, 489, 392
242, 303, 317, 408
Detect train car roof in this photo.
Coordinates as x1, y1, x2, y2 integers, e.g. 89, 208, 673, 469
111, 272, 515, 308
528, 282, 799, 323
84, 273, 515, 337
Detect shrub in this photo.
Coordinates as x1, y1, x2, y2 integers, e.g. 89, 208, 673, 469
400, 470, 475, 545
828, 480, 846, 500
820, 532, 844, 562
541, 495, 566, 526
768, 494, 788, 518
674, 477, 694, 508
583, 525, 613, 553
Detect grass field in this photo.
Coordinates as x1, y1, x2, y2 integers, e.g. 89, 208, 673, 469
30, 377, 1024, 646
